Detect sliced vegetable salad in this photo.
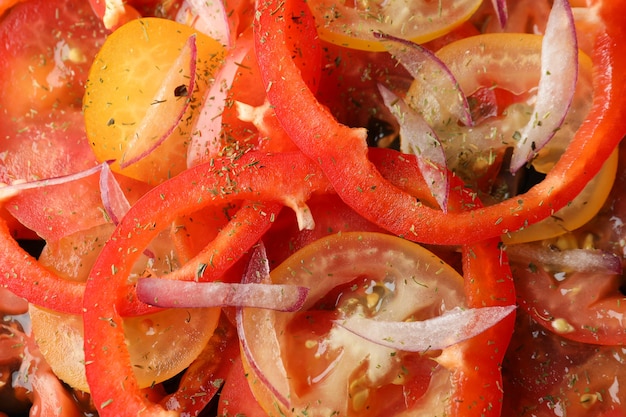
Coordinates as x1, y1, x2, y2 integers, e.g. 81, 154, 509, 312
0, 0, 625, 416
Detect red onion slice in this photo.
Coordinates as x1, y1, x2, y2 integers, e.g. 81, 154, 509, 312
138, 242, 309, 313
0, 162, 108, 202
506, 244, 622, 275
377, 33, 472, 127
187, 39, 250, 167
509, 0, 578, 172
334, 305, 516, 352
98, 162, 131, 225
378, 85, 449, 212
236, 242, 292, 407
175, 0, 232, 47
491, 0, 508, 28
99, 162, 156, 259
136, 278, 308, 312
120, 35, 198, 168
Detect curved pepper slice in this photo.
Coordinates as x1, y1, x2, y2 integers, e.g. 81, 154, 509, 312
0, 148, 434, 318
0, 219, 85, 314
161, 202, 284, 283
254, 0, 626, 245
454, 238, 516, 417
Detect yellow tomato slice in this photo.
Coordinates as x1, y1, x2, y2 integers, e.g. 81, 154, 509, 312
503, 149, 618, 244
29, 223, 220, 392
83, 18, 225, 184
309, 0, 483, 51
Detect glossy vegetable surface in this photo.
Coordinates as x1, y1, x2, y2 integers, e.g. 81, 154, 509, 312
1, 0, 626, 416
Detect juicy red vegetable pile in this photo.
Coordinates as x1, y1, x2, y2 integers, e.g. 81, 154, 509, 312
1, 0, 626, 417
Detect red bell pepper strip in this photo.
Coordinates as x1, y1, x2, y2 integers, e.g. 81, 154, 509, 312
160, 202, 283, 283
217, 355, 269, 417
454, 238, 516, 417
82, 151, 332, 416
0, 218, 85, 315
254, 0, 626, 245
0, 201, 280, 317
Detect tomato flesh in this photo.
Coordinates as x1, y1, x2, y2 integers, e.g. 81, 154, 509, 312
0, 0, 106, 124
512, 139, 626, 345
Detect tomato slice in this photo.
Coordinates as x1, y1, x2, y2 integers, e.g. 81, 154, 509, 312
0, 0, 106, 124
503, 310, 626, 417
0, 112, 107, 242
29, 223, 220, 392
239, 232, 468, 416
83, 17, 225, 184
309, 0, 482, 51
435, 33, 589, 167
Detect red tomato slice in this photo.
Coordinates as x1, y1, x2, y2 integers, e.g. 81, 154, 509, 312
30, 222, 221, 393
502, 310, 626, 417
0, 111, 106, 242
239, 232, 468, 417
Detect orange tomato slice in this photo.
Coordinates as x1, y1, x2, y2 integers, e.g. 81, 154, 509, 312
83, 18, 225, 184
